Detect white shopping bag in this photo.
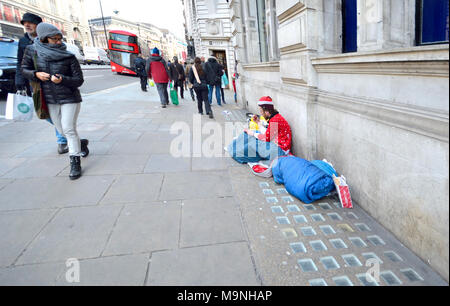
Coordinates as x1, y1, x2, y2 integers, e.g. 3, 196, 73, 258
5, 92, 33, 122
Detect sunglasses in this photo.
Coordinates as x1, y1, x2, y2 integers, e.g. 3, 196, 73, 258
48, 36, 63, 42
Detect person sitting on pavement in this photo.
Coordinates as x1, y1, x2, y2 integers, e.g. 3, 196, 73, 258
16, 13, 89, 157
21, 23, 88, 180
147, 47, 170, 108
227, 96, 292, 164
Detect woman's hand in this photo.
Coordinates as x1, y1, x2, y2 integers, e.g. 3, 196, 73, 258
35, 72, 51, 82
51, 74, 63, 84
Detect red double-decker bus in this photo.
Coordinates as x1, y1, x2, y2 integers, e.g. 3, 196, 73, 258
108, 30, 139, 75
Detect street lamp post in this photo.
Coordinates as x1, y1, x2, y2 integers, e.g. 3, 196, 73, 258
99, 0, 109, 49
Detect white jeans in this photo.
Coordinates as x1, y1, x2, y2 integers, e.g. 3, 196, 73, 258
47, 103, 81, 156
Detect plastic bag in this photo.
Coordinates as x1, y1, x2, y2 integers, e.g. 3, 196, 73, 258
5, 92, 33, 122
148, 79, 155, 87
170, 83, 179, 105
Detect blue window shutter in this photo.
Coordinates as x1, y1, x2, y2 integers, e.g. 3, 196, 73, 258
343, 0, 358, 53
421, 0, 450, 44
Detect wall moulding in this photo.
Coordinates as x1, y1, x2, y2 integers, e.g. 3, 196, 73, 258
312, 60, 449, 77
281, 77, 307, 86
277, 2, 306, 24
312, 45, 449, 77
242, 62, 281, 72
280, 43, 307, 55
315, 91, 449, 142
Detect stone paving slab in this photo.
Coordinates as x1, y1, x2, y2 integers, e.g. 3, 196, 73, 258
108, 139, 172, 155
1, 157, 69, 179
58, 155, 149, 176
16, 205, 123, 265
0, 209, 57, 267
14, 142, 66, 158
180, 197, 246, 248
0, 178, 12, 191
56, 254, 150, 286
0, 176, 115, 211
0, 261, 67, 286
159, 171, 233, 201
144, 154, 191, 173
0, 142, 34, 158
191, 157, 236, 171
103, 202, 181, 256
146, 242, 260, 286
0, 158, 26, 176
100, 174, 164, 205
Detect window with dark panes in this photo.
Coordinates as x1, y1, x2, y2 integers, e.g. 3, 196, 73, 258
416, 0, 449, 45
342, 0, 357, 53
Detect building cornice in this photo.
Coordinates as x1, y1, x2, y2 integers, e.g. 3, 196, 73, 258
277, 2, 306, 24
312, 45, 449, 77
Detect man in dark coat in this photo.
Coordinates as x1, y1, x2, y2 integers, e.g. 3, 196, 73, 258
204, 56, 223, 106
16, 13, 42, 96
169, 56, 185, 99
134, 53, 148, 92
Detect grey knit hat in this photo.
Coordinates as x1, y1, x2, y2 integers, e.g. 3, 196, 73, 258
36, 22, 63, 40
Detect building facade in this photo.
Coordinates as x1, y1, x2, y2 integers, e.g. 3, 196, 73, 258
0, 0, 92, 50
89, 16, 187, 60
224, 0, 449, 281
183, 0, 236, 85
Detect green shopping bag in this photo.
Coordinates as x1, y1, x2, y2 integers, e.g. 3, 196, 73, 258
170, 82, 179, 105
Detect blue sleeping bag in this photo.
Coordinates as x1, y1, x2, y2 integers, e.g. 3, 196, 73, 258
272, 156, 335, 204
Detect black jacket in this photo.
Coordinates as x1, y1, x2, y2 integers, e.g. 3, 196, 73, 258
15, 33, 34, 91
134, 57, 146, 76
169, 61, 185, 82
204, 57, 223, 86
21, 45, 84, 105
188, 64, 208, 89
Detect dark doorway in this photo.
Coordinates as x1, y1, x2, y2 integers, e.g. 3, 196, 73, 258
211, 50, 228, 79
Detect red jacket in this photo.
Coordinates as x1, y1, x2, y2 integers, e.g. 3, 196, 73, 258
257, 113, 292, 152
148, 55, 169, 84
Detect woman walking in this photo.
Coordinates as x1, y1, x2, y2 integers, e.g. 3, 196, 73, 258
189, 57, 214, 119
21, 23, 87, 180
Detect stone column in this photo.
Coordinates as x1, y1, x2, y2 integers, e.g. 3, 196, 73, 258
357, 0, 416, 52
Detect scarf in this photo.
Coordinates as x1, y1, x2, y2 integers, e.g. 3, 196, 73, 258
33, 37, 74, 62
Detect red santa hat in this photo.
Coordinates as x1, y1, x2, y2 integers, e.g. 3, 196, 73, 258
258, 96, 274, 107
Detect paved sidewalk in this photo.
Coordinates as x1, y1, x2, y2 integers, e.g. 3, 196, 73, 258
0, 82, 447, 286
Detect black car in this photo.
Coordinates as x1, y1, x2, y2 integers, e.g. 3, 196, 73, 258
0, 37, 18, 98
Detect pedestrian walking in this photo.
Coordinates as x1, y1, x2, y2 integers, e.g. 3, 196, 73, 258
185, 58, 196, 101
147, 47, 170, 108
21, 23, 88, 180
134, 53, 148, 92
204, 56, 223, 106
169, 56, 185, 99
189, 57, 213, 119
16, 13, 89, 156
221, 69, 229, 105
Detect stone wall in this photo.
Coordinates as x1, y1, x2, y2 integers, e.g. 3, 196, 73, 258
234, 0, 449, 281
